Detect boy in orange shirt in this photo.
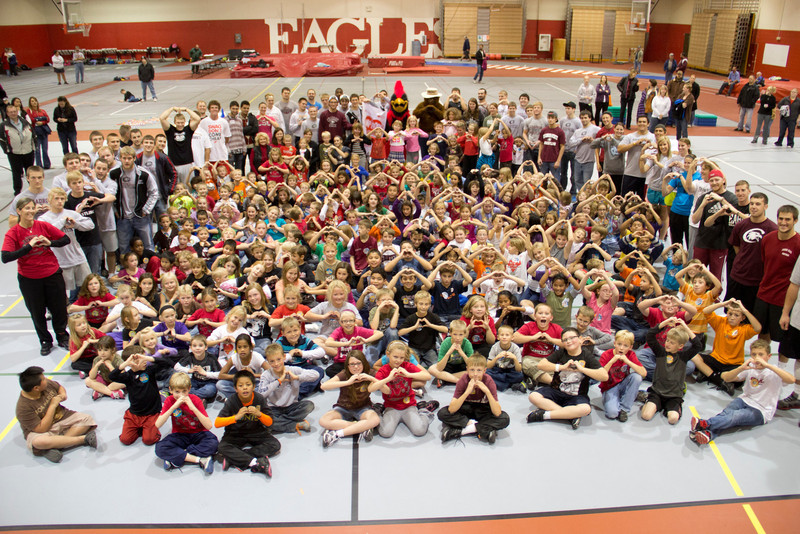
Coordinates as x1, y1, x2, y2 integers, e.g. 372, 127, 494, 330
675, 263, 722, 346
692, 299, 761, 396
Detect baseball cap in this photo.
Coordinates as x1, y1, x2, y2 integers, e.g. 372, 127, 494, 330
562, 101, 576, 108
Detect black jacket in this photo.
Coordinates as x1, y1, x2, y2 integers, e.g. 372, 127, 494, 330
737, 83, 761, 108
138, 62, 155, 83
136, 150, 178, 199
617, 76, 639, 101
110, 165, 159, 218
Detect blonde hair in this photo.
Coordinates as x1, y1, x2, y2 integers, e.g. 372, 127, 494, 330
615, 330, 635, 346
169, 372, 191, 390
326, 280, 349, 301
386, 340, 411, 360
449, 319, 467, 333
462, 295, 489, 319
68, 314, 94, 347
48, 187, 67, 201
226, 305, 247, 324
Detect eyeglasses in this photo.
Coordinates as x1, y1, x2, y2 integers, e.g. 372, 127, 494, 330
348, 362, 363, 368
562, 336, 580, 343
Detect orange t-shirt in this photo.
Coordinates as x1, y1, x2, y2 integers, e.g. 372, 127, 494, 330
620, 266, 642, 303
706, 313, 757, 365
680, 281, 716, 334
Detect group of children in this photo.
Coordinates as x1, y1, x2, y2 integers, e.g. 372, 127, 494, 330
15, 87, 798, 475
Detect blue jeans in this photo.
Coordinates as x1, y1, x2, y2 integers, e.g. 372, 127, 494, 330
636, 346, 696, 381
117, 215, 153, 253
539, 161, 560, 183
602, 373, 643, 418
216, 379, 236, 399
58, 130, 78, 155
486, 368, 525, 391
190, 378, 217, 400
74, 62, 85, 83
473, 64, 484, 82
610, 315, 648, 347
270, 400, 315, 434
572, 159, 594, 193
141, 81, 157, 100
81, 243, 104, 275
705, 397, 764, 440
34, 130, 51, 168
366, 327, 397, 364
155, 431, 218, 466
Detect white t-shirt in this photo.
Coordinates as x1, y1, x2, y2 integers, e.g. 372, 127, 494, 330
227, 351, 267, 376
504, 250, 529, 281
309, 302, 359, 337
738, 367, 783, 422
207, 325, 252, 366
52, 55, 65, 69
109, 301, 153, 331
191, 128, 213, 168
688, 179, 712, 229
198, 116, 231, 162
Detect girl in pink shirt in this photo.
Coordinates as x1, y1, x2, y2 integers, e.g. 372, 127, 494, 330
579, 269, 620, 334
403, 115, 428, 163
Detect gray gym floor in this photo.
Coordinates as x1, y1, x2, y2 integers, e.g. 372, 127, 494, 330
0, 61, 798, 530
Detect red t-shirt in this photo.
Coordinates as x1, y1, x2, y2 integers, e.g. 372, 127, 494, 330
498, 134, 513, 163
73, 292, 116, 325
271, 304, 311, 333
2, 220, 65, 279
457, 134, 479, 156
188, 308, 226, 337
460, 315, 497, 347
375, 361, 420, 410
599, 348, 642, 392
644, 307, 687, 348
69, 328, 106, 360
264, 162, 289, 184
517, 321, 563, 358
349, 235, 377, 271
160, 394, 209, 433
757, 231, 800, 306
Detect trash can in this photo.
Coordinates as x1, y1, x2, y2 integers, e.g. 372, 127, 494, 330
412, 39, 421, 56
553, 38, 566, 61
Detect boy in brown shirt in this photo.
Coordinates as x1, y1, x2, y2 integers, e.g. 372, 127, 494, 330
16, 366, 97, 463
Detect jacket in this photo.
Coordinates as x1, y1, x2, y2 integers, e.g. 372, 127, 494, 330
136, 150, 177, 199
110, 165, 159, 218
737, 83, 761, 108
138, 62, 155, 83
0, 115, 35, 155
617, 76, 639, 100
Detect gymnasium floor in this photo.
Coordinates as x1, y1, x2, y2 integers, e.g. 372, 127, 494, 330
0, 59, 798, 533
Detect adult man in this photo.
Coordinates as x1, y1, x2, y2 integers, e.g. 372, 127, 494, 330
160, 106, 202, 183
476, 87, 488, 114
276, 87, 298, 133
560, 102, 582, 193
226, 101, 246, 172
727, 192, 775, 311
306, 88, 321, 110
8, 166, 49, 227
617, 69, 639, 130
570, 111, 600, 193
663, 53, 677, 83
345, 94, 362, 127
617, 116, 655, 196
526, 328, 609, 429
666, 70, 684, 127
537, 111, 565, 182
198, 100, 230, 164
90, 157, 119, 276
302, 105, 320, 144
72, 46, 86, 83
189, 44, 202, 74
319, 96, 351, 142
735, 75, 760, 133
262, 93, 286, 133
239, 100, 258, 168
289, 97, 310, 143
687, 74, 701, 127
778, 254, 800, 410
594, 111, 615, 173
190, 126, 212, 175
135, 134, 177, 218
755, 205, 800, 347
0, 103, 35, 195
522, 101, 546, 163
775, 88, 800, 148
633, 47, 643, 74
717, 67, 740, 96
691, 169, 738, 280
461, 35, 470, 61
195, 100, 208, 120
137, 58, 157, 102
724, 180, 752, 279
111, 146, 159, 253
676, 53, 688, 76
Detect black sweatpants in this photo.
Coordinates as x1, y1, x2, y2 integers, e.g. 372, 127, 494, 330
218, 433, 281, 469
19, 271, 68, 345
437, 403, 510, 437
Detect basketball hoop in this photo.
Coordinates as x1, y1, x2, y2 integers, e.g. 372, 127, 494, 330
63, 22, 91, 36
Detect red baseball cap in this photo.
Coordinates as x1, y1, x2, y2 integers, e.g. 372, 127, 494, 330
708, 169, 724, 178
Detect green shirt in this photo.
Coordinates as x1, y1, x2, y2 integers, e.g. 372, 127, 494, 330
437, 337, 474, 363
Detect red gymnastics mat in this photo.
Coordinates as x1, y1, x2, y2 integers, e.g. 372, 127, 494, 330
230, 53, 364, 78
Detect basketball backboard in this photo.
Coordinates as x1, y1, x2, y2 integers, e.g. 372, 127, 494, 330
62, 0, 91, 35
630, 0, 651, 32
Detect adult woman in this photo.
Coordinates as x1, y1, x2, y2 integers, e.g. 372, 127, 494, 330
250, 132, 271, 176
51, 50, 67, 85
594, 75, 611, 125
26, 97, 51, 169
752, 86, 777, 145
649, 85, 671, 133
462, 97, 484, 127
2, 198, 70, 355
53, 96, 78, 155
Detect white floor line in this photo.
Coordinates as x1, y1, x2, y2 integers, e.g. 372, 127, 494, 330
160, 85, 178, 94
716, 159, 800, 201
545, 82, 574, 96
109, 104, 134, 116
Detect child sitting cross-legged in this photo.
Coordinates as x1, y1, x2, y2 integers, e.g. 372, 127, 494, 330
214, 370, 280, 477
690, 339, 796, 445
429, 320, 474, 388
85, 336, 126, 401
276, 317, 325, 398
319, 350, 381, 447
486, 325, 525, 393
368, 341, 439, 439
174, 334, 221, 406
256, 343, 317, 434
599, 330, 647, 422
154, 372, 218, 474
325, 310, 384, 378
438, 355, 511, 444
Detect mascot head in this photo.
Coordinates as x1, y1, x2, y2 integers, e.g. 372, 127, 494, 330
421, 86, 442, 103
390, 80, 409, 115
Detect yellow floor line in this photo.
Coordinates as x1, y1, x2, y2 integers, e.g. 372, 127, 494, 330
0, 296, 24, 317
249, 78, 281, 104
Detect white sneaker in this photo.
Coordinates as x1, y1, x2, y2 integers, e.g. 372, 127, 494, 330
322, 429, 340, 448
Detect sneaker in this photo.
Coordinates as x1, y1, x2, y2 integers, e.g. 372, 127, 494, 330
434, 378, 444, 388
112, 390, 126, 400
216, 393, 227, 404
253, 456, 271, 477
774, 142, 783, 146
220, 456, 230, 471
163, 459, 177, 471
570, 418, 581, 430
42, 448, 64, 463
371, 403, 385, 416
92, 390, 101, 401
153, 98, 158, 102
417, 400, 439, 414
635, 390, 648, 404
322, 429, 340, 448
84, 429, 97, 449
524, 376, 536, 391
359, 428, 374, 443
693, 430, 711, 445
100, 268, 109, 278
413, 387, 426, 398
40, 343, 53, 356
617, 410, 628, 423
526, 409, 545, 423
295, 420, 311, 434
690, 416, 708, 435
751, 139, 758, 144
694, 372, 709, 383
77, 371, 87, 380
198, 456, 214, 474
479, 429, 497, 444
717, 381, 736, 397
510, 382, 527, 393
441, 424, 462, 443
778, 392, 800, 410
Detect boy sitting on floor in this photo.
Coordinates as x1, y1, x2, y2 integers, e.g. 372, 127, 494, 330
257, 343, 316, 434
